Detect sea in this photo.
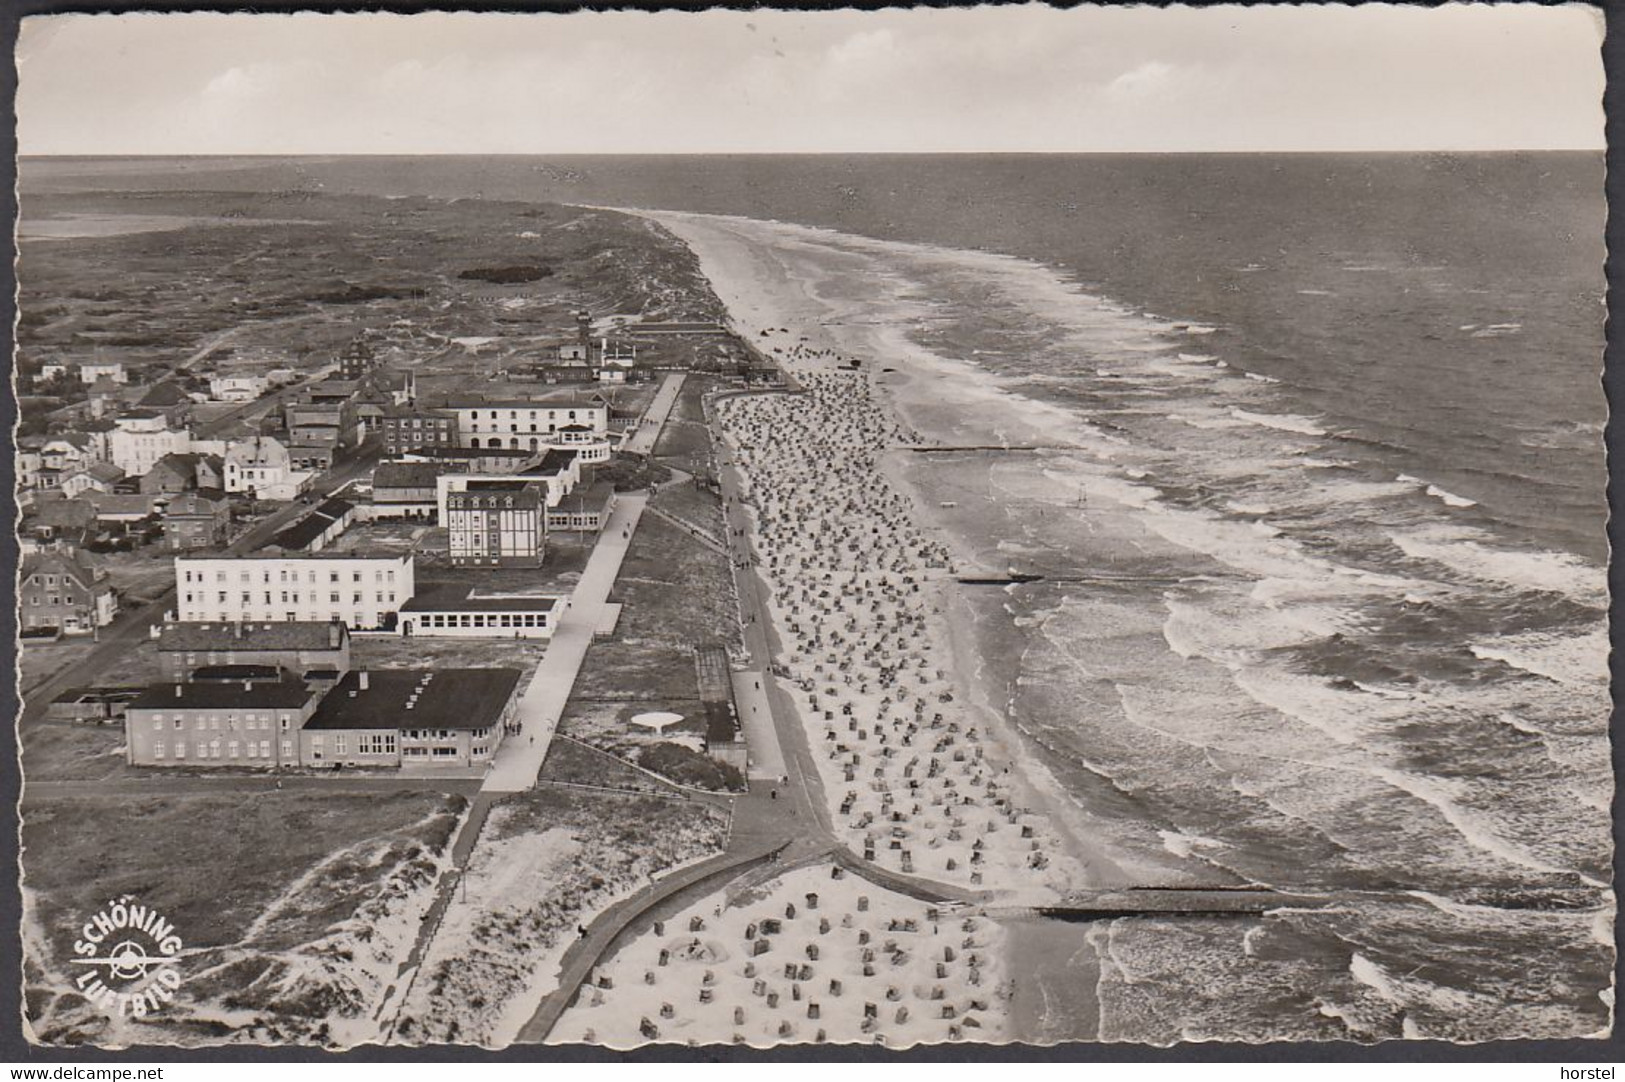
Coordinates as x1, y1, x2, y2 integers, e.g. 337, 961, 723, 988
21, 153, 1613, 1043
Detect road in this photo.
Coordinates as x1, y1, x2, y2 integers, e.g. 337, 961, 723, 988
622, 372, 686, 455
19, 443, 381, 724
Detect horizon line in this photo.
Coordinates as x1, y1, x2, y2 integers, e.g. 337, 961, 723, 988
17, 148, 1606, 159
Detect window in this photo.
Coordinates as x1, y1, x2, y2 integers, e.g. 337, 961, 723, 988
281, 739, 292, 759
334, 735, 347, 756
153, 743, 165, 759
152, 716, 163, 729
228, 741, 239, 758
174, 741, 186, 759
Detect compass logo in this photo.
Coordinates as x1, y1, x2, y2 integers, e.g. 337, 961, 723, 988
70, 897, 184, 1017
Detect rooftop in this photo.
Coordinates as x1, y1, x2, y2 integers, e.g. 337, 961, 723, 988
157, 620, 349, 653
399, 446, 536, 461
190, 664, 286, 682
128, 681, 318, 712
402, 583, 560, 614
304, 668, 523, 732
374, 461, 447, 489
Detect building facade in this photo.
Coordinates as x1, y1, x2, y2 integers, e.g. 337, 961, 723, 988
124, 682, 320, 767
108, 414, 192, 478
382, 408, 460, 455
300, 668, 521, 769
175, 555, 415, 629
19, 552, 118, 634
163, 493, 230, 551
398, 586, 561, 640
442, 397, 609, 451
224, 437, 312, 501
446, 481, 544, 567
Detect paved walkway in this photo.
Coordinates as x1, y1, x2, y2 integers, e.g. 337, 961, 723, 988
482, 493, 649, 794
623, 372, 686, 455
730, 670, 785, 780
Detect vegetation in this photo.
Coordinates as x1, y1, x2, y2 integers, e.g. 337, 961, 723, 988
457, 264, 554, 284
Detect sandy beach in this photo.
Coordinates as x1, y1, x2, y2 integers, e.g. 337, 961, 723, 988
604, 207, 1149, 1042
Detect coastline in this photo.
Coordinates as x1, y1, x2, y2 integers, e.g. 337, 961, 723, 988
628, 207, 1128, 1042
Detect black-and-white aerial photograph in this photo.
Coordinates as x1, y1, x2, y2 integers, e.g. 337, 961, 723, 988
8, 3, 1612, 1056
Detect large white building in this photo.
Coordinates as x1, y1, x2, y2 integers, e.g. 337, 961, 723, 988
224, 436, 314, 501
109, 414, 192, 478
175, 555, 415, 629
444, 397, 609, 453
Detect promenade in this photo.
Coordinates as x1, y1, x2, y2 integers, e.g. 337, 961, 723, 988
623, 372, 686, 455
482, 492, 649, 794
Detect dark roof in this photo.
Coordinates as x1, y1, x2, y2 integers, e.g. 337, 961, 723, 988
128, 682, 317, 712
463, 479, 531, 492
51, 685, 145, 705
374, 462, 445, 489
314, 497, 354, 519
273, 517, 329, 551
401, 584, 559, 614
400, 446, 534, 460
304, 668, 522, 732
152, 452, 201, 475
137, 382, 191, 407
190, 664, 285, 681
531, 448, 579, 474
20, 551, 101, 589
157, 621, 349, 653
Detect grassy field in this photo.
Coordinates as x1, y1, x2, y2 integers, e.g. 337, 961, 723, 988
24, 788, 467, 1045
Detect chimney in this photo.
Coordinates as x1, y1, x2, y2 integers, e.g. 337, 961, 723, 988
358, 670, 369, 691
329, 620, 341, 648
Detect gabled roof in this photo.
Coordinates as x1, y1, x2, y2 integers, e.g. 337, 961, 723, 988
20, 550, 103, 588
137, 382, 192, 408
68, 462, 125, 483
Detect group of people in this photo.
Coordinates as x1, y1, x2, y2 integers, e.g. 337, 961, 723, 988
716, 364, 1064, 893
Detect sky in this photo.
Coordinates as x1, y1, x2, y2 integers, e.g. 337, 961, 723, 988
14, 5, 1607, 155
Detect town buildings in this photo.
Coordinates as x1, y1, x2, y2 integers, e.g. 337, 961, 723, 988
398, 585, 561, 640
174, 554, 415, 629
163, 492, 231, 551
445, 480, 544, 567
383, 406, 459, 455
268, 497, 356, 553
210, 374, 269, 402
301, 668, 521, 769
546, 480, 618, 533
223, 436, 313, 501
108, 413, 192, 477
140, 452, 223, 495
124, 681, 322, 767
438, 395, 609, 451
58, 462, 124, 498
155, 620, 352, 682
371, 462, 444, 519
19, 551, 118, 634
77, 361, 128, 385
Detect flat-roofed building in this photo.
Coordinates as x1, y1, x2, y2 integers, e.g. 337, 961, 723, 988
398, 584, 563, 640
155, 619, 352, 682
174, 555, 414, 629
446, 480, 545, 567
124, 680, 321, 767
301, 668, 522, 769
546, 480, 618, 533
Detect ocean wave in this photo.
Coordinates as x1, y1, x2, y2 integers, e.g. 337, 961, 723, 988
1231, 409, 1327, 436
1468, 627, 1609, 688
1396, 474, 1478, 508
1387, 525, 1605, 606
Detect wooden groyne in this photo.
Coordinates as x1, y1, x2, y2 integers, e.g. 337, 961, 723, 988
983, 888, 1332, 924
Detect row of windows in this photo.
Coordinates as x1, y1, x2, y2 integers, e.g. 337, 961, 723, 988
153, 739, 282, 760
398, 746, 462, 758
182, 591, 394, 606
182, 569, 397, 585
413, 612, 549, 628
194, 612, 374, 627
148, 713, 292, 731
